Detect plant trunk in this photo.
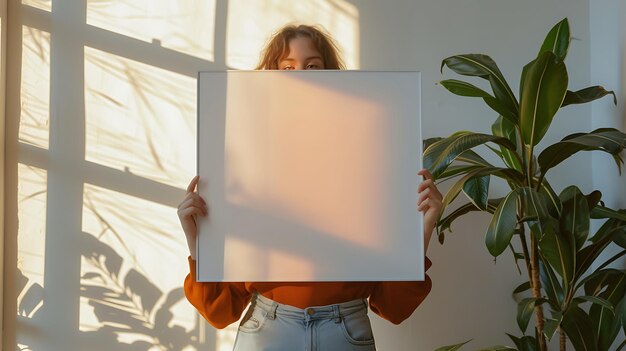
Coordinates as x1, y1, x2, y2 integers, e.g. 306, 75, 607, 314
560, 327, 566, 351
531, 233, 548, 351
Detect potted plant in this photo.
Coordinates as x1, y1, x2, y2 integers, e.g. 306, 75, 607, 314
427, 18, 626, 351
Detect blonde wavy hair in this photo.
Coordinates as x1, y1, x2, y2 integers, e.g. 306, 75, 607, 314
256, 24, 345, 70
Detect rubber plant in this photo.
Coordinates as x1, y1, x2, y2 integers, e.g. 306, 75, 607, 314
427, 18, 626, 351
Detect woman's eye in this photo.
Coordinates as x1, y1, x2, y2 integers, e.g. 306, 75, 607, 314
283, 66, 294, 70
306, 64, 320, 69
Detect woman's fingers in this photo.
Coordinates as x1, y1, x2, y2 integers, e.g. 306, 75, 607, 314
178, 198, 207, 210
178, 176, 208, 224
417, 187, 431, 205
417, 179, 441, 197
416, 169, 443, 216
186, 175, 200, 194
417, 198, 430, 212
178, 193, 206, 210
417, 168, 434, 180
178, 204, 207, 218
417, 181, 442, 201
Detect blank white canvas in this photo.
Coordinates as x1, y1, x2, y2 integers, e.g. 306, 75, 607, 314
197, 71, 423, 282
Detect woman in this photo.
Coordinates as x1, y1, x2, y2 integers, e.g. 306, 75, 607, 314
179, 24, 443, 350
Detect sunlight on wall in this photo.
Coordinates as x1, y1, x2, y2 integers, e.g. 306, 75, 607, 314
19, 25, 49, 149
216, 323, 240, 351
86, 0, 216, 61
84, 47, 196, 189
16, 164, 47, 319
21, 0, 50, 12
80, 183, 199, 349
226, 0, 359, 69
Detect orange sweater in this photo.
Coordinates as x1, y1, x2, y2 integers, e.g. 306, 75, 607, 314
184, 256, 432, 329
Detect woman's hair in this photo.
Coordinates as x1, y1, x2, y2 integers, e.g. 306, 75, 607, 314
256, 24, 345, 70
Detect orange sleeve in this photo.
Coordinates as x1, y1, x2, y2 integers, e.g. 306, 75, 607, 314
183, 256, 252, 329
368, 257, 433, 325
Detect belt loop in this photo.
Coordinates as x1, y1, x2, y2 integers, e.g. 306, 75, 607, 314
333, 305, 341, 323
267, 302, 278, 320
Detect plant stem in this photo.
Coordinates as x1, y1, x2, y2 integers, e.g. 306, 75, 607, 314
530, 230, 548, 351
535, 172, 546, 191
518, 223, 533, 284
560, 327, 566, 351
526, 144, 534, 188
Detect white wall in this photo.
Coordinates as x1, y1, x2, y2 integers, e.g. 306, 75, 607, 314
589, 0, 626, 345
5, 0, 625, 350
590, 0, 626, 208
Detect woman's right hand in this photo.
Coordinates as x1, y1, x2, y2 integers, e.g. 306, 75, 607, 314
177, 175, 208, 260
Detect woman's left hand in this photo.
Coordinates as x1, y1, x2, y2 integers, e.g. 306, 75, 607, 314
417, 169, 443, 252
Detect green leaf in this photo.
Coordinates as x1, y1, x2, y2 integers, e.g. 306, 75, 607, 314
463, 175, 490, 210
439, 198, 501, 233
483, 96, 518, 124
439, 79, 493, 98
517, 187, 556, 235
562, 86, 617, 107
536, 179, 562, 217
424, 137, 443, 151
585, 270, 626, 306
492, 116, 523, 171
457, 149, 494, 166
517, 297, 546, 334
485, 190, 519, 257
441, 54, 519, 120
614, 232, 626, 249
543, 314, 562, 341
438, 168, 524, 236
573, 295, 615, 311
519, 60, 532, 106
539, 220, 575, 291
513, 281, 531, 295
538, 18, 570, 60
438, 165, 484, 183
584, 294, 621, 350
434, 339, 472, 351
577, 226, 626, 279
424, 131, 517, 178
590, 206, 626, 222
538, 128, 626, 177
590, 300, 622, 351
559, 186, 590, 251
561, 306, 598, 351
506, 334, 537, 351
519, 51, 568, 146
589, 217, 623, 243
539, 258, 564, 307
585, 190, 603, 211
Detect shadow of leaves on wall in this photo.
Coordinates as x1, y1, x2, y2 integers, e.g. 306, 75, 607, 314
80, 233, 200, 351
17, 269, 45, 319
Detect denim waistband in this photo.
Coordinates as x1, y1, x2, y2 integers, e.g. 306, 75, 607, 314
253, 293, 368, 322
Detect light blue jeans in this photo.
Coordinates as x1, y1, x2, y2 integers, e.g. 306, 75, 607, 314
233, 293, 377, 351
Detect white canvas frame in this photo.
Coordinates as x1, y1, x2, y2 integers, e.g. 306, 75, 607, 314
197, 70, 424, 282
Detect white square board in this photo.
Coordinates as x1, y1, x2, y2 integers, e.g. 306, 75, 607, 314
197, 71, 423, 282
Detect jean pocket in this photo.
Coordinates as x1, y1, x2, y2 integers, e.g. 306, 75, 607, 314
238, 305, 268, 334
340, 311, 375, 345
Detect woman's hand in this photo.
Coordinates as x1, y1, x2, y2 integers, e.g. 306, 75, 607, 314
417, 169, 443, 253
177, 175, 208, 260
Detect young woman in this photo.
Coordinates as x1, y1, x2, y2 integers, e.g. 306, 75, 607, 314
179, 24, 443, 351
